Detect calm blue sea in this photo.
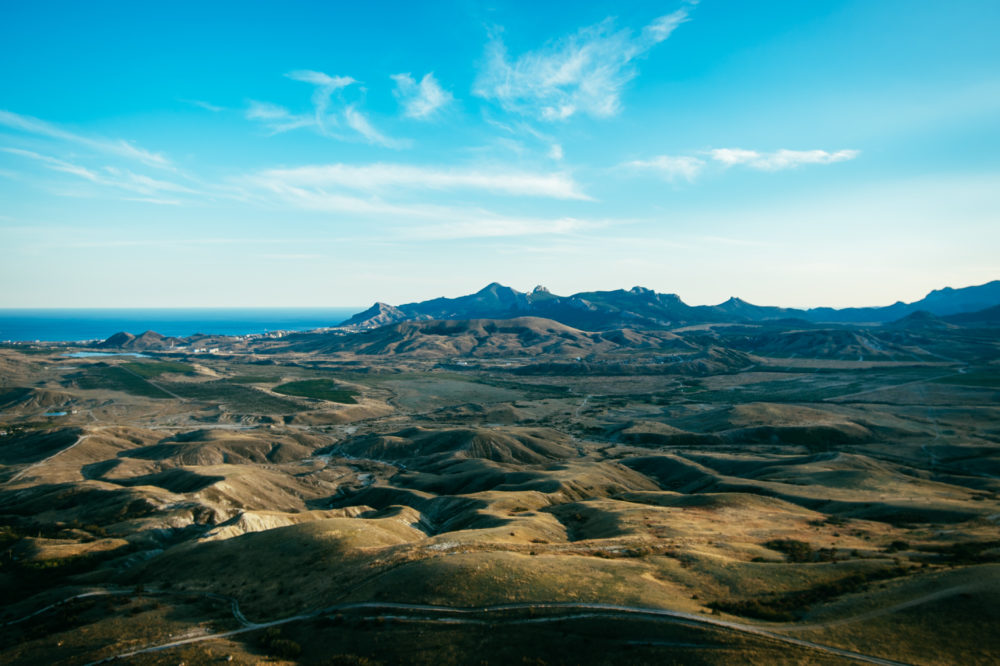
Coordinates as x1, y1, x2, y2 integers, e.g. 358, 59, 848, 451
0, 308, 361, 342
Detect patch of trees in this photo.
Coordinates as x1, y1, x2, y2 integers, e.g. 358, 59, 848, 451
708, 566, 910, 621
918, 540, 1000, 564
763, 539, 837, 563
257, 627, 302, 659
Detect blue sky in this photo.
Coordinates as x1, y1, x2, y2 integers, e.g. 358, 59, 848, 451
1, 0, 998, 308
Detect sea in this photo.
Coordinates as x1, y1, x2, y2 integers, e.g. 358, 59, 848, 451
0, 308, 361, 343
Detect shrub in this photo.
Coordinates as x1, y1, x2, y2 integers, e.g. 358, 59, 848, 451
764, 539, 815, 562
258, 627, 302, 659
708, 566, 909, 621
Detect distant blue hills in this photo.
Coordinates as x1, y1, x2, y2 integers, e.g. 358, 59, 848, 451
341, 280, 1000, 331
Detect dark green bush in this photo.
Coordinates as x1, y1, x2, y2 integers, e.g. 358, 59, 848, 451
764, 539, 815, 562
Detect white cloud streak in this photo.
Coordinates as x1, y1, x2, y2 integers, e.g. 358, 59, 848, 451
285, 69, 355, 133
248, 181, 602, 240
3, 147, 102, 182
473, 9, 689, 121
0, 110, 170, 168
245, 101, 315, 134
3, 147, 197, 198
624, 148, 860, 180
624, 155, 705, 181
250, 162, 591, 200
246, 70, 406, 147
709, 148, 860, 170
181, 99, 224, 112
344, 106, 410, 149
241, 162, 603, 240
391, 72, 453, 119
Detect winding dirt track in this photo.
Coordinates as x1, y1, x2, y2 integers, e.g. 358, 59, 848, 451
5, 432, 91, 484
823, 372, 958, 402
1, 590, 127, 627
76, 597, 926, 666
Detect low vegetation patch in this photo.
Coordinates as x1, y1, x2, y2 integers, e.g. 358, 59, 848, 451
257, 627, 302, 659
917, 540, 1000, 564
228, 374, 281, 384
0, 537, 136, 601
884, 540, 910, 553
68, 365, 173, 399
763, 539, 837, 563
932, 371, 1000, 388
161, 381, 302, 413
273, 379, 358, 403
708, 566, 910, 621
121, 360, 196, 378
0, 344, 51, 355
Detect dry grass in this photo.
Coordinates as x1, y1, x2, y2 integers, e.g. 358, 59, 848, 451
1, 339, 998, 664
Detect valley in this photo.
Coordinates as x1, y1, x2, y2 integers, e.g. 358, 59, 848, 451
1, 296, 998, 664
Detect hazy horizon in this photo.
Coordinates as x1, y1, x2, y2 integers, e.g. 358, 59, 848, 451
2, 1, 998, 308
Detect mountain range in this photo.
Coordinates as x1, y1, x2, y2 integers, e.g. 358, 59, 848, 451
340, 280, 1000, 331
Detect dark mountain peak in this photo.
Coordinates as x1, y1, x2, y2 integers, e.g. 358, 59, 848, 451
340, 301, 407, 328
95, 329, 180, 350
471, 283, 528, 308
371, 302, 401, 314
477, 282, 514, 294
98, 331, 136, 348
914, 280, 1000, 316
335, 278, 1000, 332
528, 284, 558, 303
717, 296, 753, 310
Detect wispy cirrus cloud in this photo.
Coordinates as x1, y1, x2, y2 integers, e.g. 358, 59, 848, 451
245, 101, 315, 134
180, 99, 225, 112
344, 106, 411, 149
249, 181, 602, 240
250, 162, 591, 200
624, 148, 860, 180
623, 155, 705, 182
285, 69, 355, 134
242, 161, 601, 239
2, 147, 103, 182
391, 72, 453, 120
473, 8, 690, 121
246, 70, 406, 147
3, 147, 197, 201
481, 110, 565, 162
0, 110, 170, 168
708, 148, 860, 170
